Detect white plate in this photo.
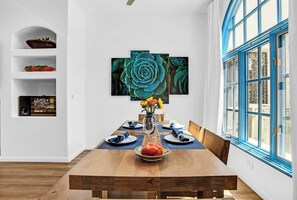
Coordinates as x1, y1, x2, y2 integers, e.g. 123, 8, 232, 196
122, 123, 143, 129
164, 134, 195, 144
105, 135, 137, 145
162, 123, 185, 129
134, 145, 170, 161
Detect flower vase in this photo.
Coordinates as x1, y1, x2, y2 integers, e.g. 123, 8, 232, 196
143, 113, 157, 144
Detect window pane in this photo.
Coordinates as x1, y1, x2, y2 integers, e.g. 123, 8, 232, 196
284, 34, 290, 74
261, 80, 270, 114
285, 77, 290, 116
227, 86, 233, 109
261, 0, 277, 32
226, 60, 233, 83
248, 82, 258, 112
234, 57, 238, 82
246, 0, 258, 14
246, 11, 258, 41
248, 114, 259, 146
235, 23, 244, 48
227, 31, 234, 52
261, 116, 270, 151
248, 48, 258, 80
281, 0, 289, 20
235, 1, 244, 24
234, 84, 239, 110
227, 111, 233, 136
277, 33, 291, 162
234, 111, 239, 137
277, 120, 292, 161
261, 43, 270, 78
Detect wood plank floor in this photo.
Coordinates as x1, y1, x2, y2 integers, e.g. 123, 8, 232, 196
0, 150, 262, 200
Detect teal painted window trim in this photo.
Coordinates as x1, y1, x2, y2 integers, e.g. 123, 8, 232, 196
222, 0, 291, 176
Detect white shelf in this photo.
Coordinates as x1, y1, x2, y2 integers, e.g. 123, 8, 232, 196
12, 116, 57, 119
11, 26, 58, 117
11, 72, 57, 80
12, 26, 56, 49
12, 49, 57, 57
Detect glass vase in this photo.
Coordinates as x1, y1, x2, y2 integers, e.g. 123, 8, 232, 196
143, 113, 157, 144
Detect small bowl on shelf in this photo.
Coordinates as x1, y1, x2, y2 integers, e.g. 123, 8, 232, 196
26, 37, 56, 49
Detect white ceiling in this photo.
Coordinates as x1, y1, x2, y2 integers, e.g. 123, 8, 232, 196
82, 0, 211, 14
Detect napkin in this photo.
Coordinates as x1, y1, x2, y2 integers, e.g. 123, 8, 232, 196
171, 129, 189, 142
128, 121, 138, 128
108, 132, 129, 143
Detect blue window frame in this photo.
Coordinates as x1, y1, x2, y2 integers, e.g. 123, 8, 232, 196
222, 0, 291, 176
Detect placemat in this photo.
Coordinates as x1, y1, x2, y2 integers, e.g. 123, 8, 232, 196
97, 135, 144, 150
157, 125, 173, 132
160, 135, 205, 149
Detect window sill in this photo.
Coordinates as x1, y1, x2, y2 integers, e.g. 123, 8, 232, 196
229, 138, 292, 177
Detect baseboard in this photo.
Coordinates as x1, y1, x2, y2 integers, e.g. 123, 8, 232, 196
0, 155, 69, 162
85, 145, 96, 150
67, 147, 85, 162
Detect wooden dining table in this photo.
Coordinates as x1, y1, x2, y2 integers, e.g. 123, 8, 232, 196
69, 121, 237, 199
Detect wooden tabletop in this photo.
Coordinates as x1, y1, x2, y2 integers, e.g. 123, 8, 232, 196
69, 122, 237, 197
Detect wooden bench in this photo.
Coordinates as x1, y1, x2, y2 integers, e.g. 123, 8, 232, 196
39, 172, 92, 200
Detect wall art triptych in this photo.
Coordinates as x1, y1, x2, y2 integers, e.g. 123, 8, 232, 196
111, 50, 189, 104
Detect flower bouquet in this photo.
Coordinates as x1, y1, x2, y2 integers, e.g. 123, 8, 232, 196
140, 97, 164, 114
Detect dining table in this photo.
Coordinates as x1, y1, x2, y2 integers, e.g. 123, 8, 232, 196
69, 121, 237, 199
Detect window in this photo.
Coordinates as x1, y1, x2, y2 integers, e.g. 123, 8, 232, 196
222, 0, 291, 174
223, 56, 239, 138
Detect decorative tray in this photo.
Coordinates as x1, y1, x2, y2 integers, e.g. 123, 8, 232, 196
26, 37, 56, 48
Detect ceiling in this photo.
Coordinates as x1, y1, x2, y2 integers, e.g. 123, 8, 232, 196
81, 0, 212, 14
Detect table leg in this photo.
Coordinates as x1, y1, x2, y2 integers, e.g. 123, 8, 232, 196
147, 191, 157, 199
92, 190, 101, 198
197, 190, 224, 198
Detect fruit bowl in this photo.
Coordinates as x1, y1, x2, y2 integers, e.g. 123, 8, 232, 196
134, 145, 170, 161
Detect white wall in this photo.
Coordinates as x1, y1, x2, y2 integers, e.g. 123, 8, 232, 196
0, 0, 69, 161
84, 12, 207, 148
220, 0, 293, 199
67, 0, 86, 161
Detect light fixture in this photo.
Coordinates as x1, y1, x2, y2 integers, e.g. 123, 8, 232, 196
127, 0, 135, 5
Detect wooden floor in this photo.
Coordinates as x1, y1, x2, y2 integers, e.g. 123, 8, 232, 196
0, 150, 262, 200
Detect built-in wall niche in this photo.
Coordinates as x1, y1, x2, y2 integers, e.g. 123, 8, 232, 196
12, 56, 56, 72
12, 26, 56, 49
11, 79, 56, 117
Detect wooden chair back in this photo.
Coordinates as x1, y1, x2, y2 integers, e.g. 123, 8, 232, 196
138, 113, 165, 122
203, 129, 230, 165
188, 120, 205, 143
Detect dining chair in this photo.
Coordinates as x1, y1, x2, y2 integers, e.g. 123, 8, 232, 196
203, 129, 230, 165
138, 113, 165, 122
188, 120, 205, 143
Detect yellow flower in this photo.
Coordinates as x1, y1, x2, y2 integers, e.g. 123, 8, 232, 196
140, 101, 148, 107
158, 98, 164, 109
146, 97, 153, 101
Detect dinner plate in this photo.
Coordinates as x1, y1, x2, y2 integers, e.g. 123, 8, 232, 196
134, 145, 170, 161
122, 123, 143, 129
105, 135, 137, 145
162, 123, 185, 130
164, 134, 195, 144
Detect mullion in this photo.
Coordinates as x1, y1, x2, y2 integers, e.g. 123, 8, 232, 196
258, 46, 261, 148
277, 0, 281, 23
232, 59, 235, 136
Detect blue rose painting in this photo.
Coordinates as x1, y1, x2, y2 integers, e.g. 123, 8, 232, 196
111, 58, 130, 96
169, 57, 189, 94
111, 50, 189, 104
